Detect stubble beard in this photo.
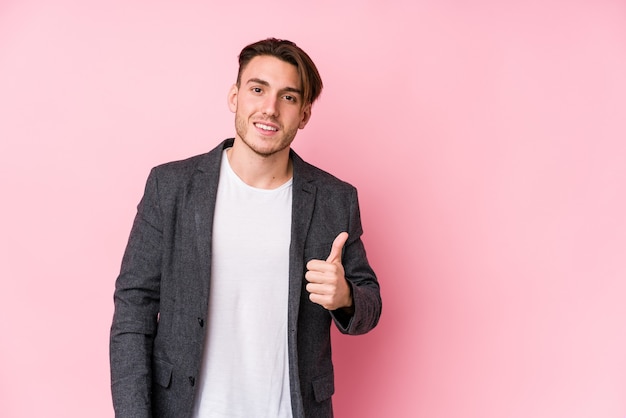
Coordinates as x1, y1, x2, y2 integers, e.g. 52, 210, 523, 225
235, 113, 298, 158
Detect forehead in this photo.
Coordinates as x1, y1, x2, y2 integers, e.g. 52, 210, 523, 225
240, 55, 301, 89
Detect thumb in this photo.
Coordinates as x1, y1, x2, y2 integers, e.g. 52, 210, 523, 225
326, 232, 349, 264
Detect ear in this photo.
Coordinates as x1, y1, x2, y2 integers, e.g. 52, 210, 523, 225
299, 103, 312, 129
227, 84, 238, 113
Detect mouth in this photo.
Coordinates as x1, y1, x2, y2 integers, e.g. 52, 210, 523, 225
254, 122, 279, 132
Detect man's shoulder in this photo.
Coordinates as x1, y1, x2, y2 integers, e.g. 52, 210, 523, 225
150, 139, 231, 179
153, 152, 210, 175
292, 151, 356, 193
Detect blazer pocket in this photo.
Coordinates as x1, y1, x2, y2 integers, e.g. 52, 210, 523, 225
312, 371, 335, 403
153, 357, 173, 388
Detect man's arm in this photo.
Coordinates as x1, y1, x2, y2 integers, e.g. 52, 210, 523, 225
306, 188, 382, 334
110, 169, 163, 417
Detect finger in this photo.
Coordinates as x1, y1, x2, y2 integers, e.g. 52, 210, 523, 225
308, 292, 328, 308
305, 269, 326, 284
326, 232, 349, 264
306, 260, 341, 275
306, 259, 326, 273
306, 282, 329, 295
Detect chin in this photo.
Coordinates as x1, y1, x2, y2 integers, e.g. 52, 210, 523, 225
245, 137, 292, 158
252, 145, 288, 158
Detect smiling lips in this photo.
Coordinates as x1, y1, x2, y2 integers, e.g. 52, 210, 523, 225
254, 122, 278, 133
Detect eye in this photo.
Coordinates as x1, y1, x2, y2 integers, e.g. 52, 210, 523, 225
251, 87, 262, 94
283, 95, 297, 103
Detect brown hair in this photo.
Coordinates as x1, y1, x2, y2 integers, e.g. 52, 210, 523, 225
237, 38, 323, 105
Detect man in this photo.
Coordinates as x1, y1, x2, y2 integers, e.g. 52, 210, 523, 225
110, 38, 382, 418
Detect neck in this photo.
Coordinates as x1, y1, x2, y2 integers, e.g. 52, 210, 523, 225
227, 140, 293, 189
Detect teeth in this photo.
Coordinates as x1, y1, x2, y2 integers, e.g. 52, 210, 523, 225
256, 123, 277, 131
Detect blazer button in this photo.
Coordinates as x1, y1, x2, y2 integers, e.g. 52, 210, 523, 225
197, 318, 204, 327
188, 376, 195, 386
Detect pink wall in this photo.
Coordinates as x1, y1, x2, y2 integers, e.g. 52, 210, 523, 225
2, 1, 625, 417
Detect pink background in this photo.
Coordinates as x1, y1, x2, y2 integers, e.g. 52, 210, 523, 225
1, 1, 626, 417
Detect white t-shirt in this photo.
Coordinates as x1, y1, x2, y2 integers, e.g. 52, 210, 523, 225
192, 150, 293, 417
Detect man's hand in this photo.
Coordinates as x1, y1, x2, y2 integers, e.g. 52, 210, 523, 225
305, 232, 353, 311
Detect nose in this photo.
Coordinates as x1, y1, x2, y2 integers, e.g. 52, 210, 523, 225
262, 95, 279, 117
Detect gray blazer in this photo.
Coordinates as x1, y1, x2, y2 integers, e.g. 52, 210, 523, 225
110, 138, 382, 418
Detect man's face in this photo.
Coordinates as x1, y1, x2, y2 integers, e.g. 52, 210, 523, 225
228, 55, 311, 158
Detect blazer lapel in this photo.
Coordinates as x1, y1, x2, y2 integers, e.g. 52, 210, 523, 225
286, 150, 316, 416
289, 149, 317, 322
186, 139, 231, 309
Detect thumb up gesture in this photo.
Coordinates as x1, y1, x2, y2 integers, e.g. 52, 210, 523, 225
305, 232, 353, 311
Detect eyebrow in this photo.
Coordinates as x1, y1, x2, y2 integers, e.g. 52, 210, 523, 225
246, 78, 302, 96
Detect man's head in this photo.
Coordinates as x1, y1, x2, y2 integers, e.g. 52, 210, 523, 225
236, 38, 323, 106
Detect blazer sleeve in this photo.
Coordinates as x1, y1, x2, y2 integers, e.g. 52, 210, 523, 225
110, 168, 163, 418
330, 188, 382, 335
